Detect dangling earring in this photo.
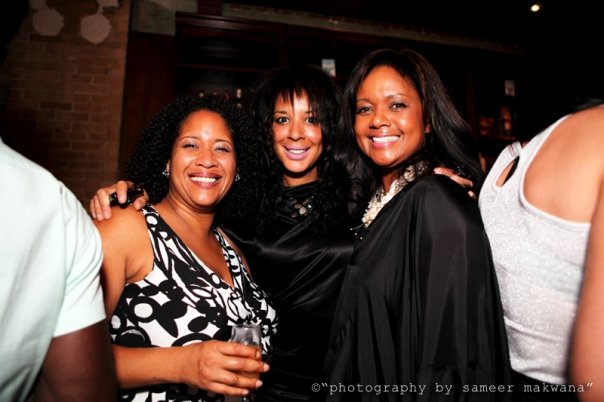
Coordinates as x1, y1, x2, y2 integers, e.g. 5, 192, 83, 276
234, 172, 241, 182
162, 168, 169, 178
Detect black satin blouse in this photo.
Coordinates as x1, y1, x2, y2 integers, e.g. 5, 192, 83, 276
223, 182, 354, 401
326, 175, 511, 402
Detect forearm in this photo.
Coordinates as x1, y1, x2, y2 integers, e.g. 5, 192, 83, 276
32, 322, 117, 402
112, 344, 189, 389
111, 340, 267, 395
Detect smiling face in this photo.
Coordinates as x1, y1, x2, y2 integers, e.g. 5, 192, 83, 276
354, 65, 430, 189
272, 92, 323, 187
166, 109, 236, 211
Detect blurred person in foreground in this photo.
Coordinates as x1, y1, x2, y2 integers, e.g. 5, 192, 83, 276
478, 28, 604, 402
0, 138, 116, 401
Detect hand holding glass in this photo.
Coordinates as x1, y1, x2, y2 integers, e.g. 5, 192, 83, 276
229, 324, 262, 402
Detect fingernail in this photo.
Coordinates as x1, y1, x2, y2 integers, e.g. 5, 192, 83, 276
256, 380, 263, 388
263, 363, 269, 372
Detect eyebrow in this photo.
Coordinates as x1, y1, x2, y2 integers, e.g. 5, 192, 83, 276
179, 135, 233, 143
357, 93, 407, 101
274, 109, 314, 115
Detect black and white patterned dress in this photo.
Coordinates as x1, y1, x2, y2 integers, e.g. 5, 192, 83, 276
109, 206, 278, 402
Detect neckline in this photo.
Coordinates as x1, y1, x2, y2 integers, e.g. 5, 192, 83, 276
283, 181, 318, 220
284, 180, 317, 195
143, 205, 241, 289
355, 156, 431, 240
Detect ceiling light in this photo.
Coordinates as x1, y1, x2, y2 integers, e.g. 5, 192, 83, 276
530, 3, 542, 12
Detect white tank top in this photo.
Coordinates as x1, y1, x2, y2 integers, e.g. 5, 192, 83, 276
479, 115, 590, 384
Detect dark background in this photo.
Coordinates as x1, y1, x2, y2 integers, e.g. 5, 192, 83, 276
223, 0, 580, 47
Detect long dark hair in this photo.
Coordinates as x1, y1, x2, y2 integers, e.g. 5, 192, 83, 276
334, 48, 483, 220
240, 64, 349, 236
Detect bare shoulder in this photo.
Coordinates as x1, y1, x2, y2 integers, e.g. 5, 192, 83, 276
564, 106, 604, 142
94, 205, 148, 244
531, 106, 604, 221
95, 205, 152, 286
574, 104, 604, 121
554, 106, 604, 171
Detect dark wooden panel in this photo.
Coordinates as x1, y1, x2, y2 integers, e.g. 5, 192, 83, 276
119, 32, 178, 175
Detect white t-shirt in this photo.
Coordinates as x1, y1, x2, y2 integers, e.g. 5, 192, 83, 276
0, 139, 106, 401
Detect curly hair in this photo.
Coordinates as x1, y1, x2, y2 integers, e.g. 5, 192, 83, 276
334, 48, 483, 221
238, 64, 350, 236
125, 95, 258, 214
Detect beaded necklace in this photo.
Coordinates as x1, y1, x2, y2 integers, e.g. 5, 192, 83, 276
361, 158, 431, 229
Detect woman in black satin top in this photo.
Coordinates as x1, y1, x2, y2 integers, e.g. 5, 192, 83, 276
218, 65, 354, 401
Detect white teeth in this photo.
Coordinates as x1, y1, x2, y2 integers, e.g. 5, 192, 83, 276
191, 177, 218, 183
372, 136, 398, 143
288, 149, 306, 154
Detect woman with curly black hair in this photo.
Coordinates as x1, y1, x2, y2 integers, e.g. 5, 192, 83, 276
94, 95, 277, 402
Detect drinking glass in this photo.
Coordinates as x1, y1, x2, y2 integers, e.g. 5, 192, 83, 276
229, 323, 262, 402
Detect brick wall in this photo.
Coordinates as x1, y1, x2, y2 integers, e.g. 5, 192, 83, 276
1, 0, 131, 204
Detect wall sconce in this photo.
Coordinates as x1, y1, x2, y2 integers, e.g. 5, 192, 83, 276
29, 0, 121, 44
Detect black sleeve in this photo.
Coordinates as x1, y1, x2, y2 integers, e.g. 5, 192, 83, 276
412, 176, 511, 401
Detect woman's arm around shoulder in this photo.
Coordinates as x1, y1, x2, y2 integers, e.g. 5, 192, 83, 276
90, 180, 148, 221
